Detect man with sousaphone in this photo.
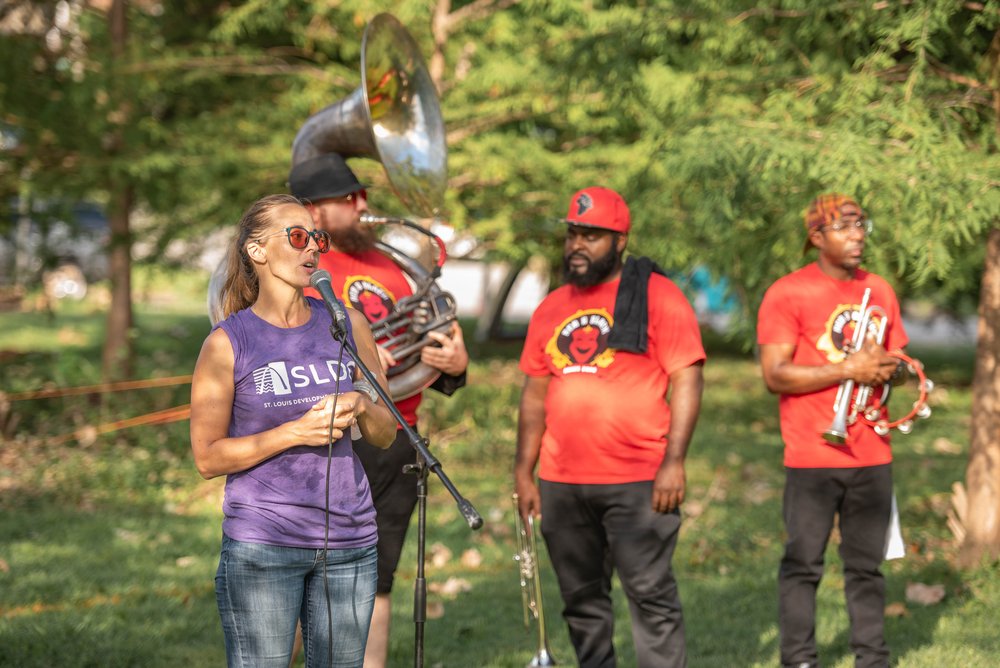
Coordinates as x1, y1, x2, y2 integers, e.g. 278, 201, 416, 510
757, 193, 924, 668
287, 13, 469, 667
290, 151, 468, 667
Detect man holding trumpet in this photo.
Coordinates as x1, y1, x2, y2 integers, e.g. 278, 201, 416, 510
757, 193, 909, 668
515, 187, 705, 668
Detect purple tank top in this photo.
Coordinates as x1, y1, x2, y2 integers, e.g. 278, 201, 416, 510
216, 296, 377, 549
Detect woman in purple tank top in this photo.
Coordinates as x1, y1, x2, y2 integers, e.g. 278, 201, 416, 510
190, 194, 396, 668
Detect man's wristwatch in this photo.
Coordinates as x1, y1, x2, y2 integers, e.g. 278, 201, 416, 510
353, 379, 379, 404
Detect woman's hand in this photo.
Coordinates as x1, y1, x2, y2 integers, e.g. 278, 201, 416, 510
290, 393, 365, 445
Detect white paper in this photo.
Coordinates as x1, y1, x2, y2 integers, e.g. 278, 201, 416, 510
884, 492, 905, 560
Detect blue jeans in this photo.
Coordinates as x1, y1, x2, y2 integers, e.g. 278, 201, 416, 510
215, 535, 377, 668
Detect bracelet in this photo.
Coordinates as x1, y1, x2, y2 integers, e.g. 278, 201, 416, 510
353, 379, 379, 405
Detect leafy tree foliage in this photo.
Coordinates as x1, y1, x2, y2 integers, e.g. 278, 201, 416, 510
2, 0, 998, 559
3, 1, 995, 303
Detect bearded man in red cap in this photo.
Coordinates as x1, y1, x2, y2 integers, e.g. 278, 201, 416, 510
757, 193, 907, 668
514, 186, 705, 667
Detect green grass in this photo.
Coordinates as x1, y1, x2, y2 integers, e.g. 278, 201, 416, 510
0, 283, 990, 667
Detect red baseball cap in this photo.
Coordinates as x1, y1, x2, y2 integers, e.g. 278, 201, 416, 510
564, 187, 631, 234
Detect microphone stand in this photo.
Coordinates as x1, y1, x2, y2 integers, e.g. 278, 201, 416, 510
324, 323, 483, 668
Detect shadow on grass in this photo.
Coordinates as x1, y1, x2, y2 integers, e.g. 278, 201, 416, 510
683, 574, 780, 665
0, 484, 225, 668
885, 558, 962, 666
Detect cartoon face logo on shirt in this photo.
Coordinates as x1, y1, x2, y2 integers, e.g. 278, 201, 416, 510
545, 308, 616, 373
816, 301, 885, 363
569, 325, 600, 363
357, 290, 389, 321
344, 276, 396, 324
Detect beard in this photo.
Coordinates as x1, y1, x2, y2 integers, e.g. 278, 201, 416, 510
329, 223, 377, 254
563, 244, 622, 288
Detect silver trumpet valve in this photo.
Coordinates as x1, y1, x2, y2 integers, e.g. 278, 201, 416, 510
822, 288, 934, 444
822, 288, 875, 445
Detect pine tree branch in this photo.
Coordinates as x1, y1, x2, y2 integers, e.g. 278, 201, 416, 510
121, 55, 352, 86
927, 55, 987, 89
447, 108, 541, 144
729, 7, 810, 24
445, 0, 522, 32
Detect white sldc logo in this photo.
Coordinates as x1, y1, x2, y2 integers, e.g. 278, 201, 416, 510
253, 360, 355, 396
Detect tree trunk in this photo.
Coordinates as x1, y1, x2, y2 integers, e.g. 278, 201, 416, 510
957, 227, 1000, 568
101, 0, 134, 381
429, 0, 450, 92
101, 185, 134, 380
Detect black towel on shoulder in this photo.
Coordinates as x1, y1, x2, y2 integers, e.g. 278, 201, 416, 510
608, 256, 667, 354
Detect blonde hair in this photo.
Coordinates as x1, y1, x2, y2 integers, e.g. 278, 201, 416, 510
220, 194, 302, 319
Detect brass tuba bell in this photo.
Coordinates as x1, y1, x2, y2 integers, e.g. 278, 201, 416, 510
291, 12, 447, 219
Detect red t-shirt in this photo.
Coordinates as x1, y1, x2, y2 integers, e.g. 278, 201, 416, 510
757, 263, 909, 468
305, 249, 421, 426
519, 274, 706, 484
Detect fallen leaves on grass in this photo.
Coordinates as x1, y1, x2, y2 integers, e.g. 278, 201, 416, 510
885, 602, 909, 617
906, 582, 946, 606
429, 542, 452, 568
429, 577, 472, 598
426, 600, 445, 619
460, 548, 482, 568
932, 437, 963, 456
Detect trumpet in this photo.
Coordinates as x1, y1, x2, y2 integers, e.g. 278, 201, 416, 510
822, 288, 934, 444
512, 493, 557, 667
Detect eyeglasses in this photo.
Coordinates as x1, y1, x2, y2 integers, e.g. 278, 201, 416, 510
821, 218, 873, 236
255, 226, 331, 253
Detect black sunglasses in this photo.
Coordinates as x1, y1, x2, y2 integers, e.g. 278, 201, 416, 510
255, 226, 331, 253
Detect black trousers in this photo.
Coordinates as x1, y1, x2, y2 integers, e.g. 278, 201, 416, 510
353, 429, 419, 594
540, 480, 686, 668
779, 464, 892, 668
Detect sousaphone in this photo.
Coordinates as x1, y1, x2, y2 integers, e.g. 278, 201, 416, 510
291, 12, 447, 219
208, 13, 456, 401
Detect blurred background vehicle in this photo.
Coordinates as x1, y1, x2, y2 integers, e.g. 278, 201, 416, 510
0, 199, 109, 302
